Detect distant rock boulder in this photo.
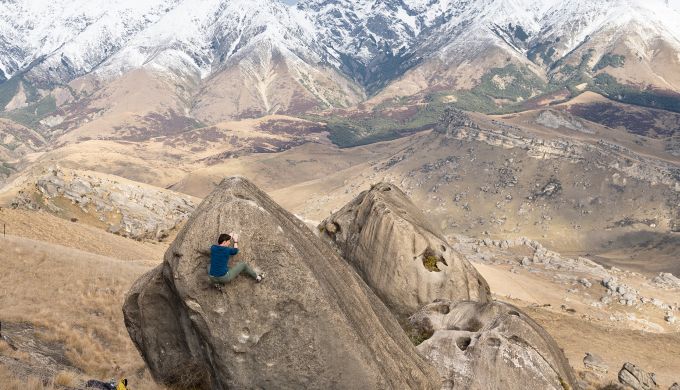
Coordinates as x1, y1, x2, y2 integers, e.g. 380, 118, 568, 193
583, 352, 608, 374
618, 362, 659, 390
652, 273, 680, 290
123, 177, 438, 389
319, 183, 490, 317
409, 300, 578, 390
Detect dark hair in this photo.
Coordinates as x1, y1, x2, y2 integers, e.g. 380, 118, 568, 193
218, 233, 231, 244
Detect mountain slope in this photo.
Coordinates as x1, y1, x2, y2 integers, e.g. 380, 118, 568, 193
1, 0, 680, 134
368, 0, 680, 112
0, 0, 363, 126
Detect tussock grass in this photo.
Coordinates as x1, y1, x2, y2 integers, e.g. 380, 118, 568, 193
0, 235, 167, 388
0, 365, 53, 390
53, 370, 78, 386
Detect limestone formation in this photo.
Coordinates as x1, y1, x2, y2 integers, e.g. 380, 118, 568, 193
123, 177, 439, 389
618, 362, 659, 390
409, 300, 578, 390
319, 183, 490, 317
583, 352, 608, 374
652, 273, 680, 289
14, 166, 196, 240
603, 277, 640, 306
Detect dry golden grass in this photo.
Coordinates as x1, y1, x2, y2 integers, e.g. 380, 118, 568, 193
0, 340, 10, 354
0, 234, 166, 388
0, 208, 167, 263
53, 370, 78, 387
0, 365, 53, 390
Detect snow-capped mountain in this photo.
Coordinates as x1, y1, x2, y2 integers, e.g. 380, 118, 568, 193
0, 0, 364, 123
1, 0, 679, 128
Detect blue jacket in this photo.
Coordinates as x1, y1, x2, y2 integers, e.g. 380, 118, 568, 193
209, 245, 239, 277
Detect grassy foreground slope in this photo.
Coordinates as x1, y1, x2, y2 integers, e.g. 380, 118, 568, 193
0, 209, 167, 389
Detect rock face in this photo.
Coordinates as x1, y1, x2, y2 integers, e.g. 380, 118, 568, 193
319, 183, 490, 317
13, 166, 196, 240
123, 177, 438, 389
618, 362, 659, 390
409, 300, 578, 390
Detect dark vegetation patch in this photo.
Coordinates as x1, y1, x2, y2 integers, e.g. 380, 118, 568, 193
112, 111, 206, 142
551, 50, 594, 89
567, 102, 680, 138
0, 76, 21, 110
408, 328, 434, 346
591, 73, 680, 113
285, 87, 326, 113
422, 248, 447, 272
528, 40, 558, 64
0, 123, 45, 147
305, 101, 443, 147
1, 96, 58, 128
337, 43, 419, 95
257, 119, 326, 136
596, 383, 625, 390
469, 64, 548, 102
162, 126, 227, 148
593, 53, 625, 71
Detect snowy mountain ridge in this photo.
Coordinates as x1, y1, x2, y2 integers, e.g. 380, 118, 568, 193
2, 0, 679, 84
1, 0, 680, 120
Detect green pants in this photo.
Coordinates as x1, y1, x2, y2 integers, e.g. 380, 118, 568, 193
208, 262, 257, 284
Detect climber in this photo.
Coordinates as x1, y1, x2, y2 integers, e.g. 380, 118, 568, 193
208, 233, 263, 284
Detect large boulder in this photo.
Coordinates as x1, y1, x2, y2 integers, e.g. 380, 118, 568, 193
618, 362, 659, 390
123, 177, 439, 389
583, 352, 608, 375
319, 183, 490, 317
409, 300, 578, 390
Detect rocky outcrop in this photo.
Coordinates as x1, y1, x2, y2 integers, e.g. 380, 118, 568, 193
618, 362, 659, 390
123, 177, 439, 389
603, 277, 640, 306
652, 273, 680, 290
435, 109, 679, 189
319, 183, 490, 317
13, 167, 196, 240
409, 300, 577, 390
583, 352, 608, 375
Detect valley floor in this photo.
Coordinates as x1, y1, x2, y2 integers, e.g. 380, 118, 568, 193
0, 99, 678, 388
